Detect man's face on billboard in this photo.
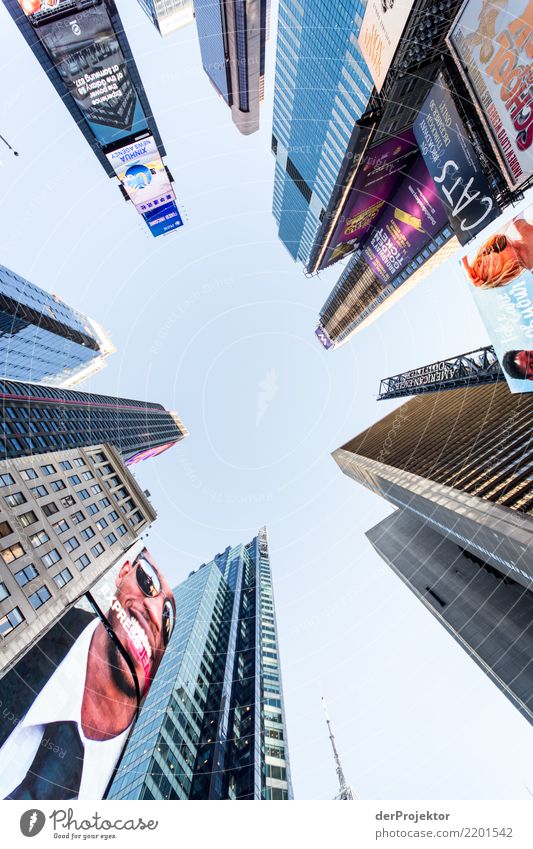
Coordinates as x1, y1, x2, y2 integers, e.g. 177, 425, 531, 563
107, 551, 175, 697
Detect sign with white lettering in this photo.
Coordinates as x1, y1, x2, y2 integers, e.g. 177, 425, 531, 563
414, 76, 501, 245
106, 136, 174, 212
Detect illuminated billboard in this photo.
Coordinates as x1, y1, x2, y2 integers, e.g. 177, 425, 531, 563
106, 136, 174, 212
358, 0, 416, 92
16, 0, 61, 12
447, 0, 533, 189
125, 441, 178, 465
414, 75, 501, 245
460, 203, 533, 393
319, 131, 418, 270
143, 200, 183, 237
315, 326, 335, 350
36, 1, 148, 147
362, 156, 448, 284
0, 545, 175, 800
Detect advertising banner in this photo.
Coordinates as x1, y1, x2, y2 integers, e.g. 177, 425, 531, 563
447, 0, 533, 189
315, 326, 335, 350
319, 130, 418, 270
358, 0, 416, 92
125, 441, 179, 464
37, 2, 148, 147
362, 156, 448, 283
16, 0, 62, 13
413, 75, 501, 245
460, 203, 533, 393
106, 136, 174, 212
0, 546, 175, 800
142, 201, 183, 238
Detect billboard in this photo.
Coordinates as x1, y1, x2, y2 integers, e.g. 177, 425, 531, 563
362, 156, 448, 283
36, 2, 148, 147
125, 441, 178, 465
16, 0, 61, 12
106, 136, 174, 212
460, 203, 533, 393
447, 0, 533, 189
0, 545, 175, 800
319, 131, 418, 270
315, 326, 335, 350
143, 200, 183, 238
358, 0, 416, 91
413, 75, 502, 245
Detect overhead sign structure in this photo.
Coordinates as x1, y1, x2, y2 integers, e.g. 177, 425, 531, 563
0, 545, 175, 800
358, 0, 416, 92
319, 130, 418, 270
106, 135, 174, 212
460, 203, 533, 393
142, 201, 183, 237
447, 0, 533, 190
36, 1, 148, 147
414, 75, 502, 245
362, 156, 448, 284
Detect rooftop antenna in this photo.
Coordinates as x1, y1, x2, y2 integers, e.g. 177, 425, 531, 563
322, 697, 357, 800
0, 133, 19, 157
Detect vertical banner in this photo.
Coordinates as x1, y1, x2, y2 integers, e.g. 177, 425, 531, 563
358, 0, 416, 92
413, 75, 501, 244
460, 203, 533, 392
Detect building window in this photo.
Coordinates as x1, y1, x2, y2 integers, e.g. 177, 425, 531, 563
15, 564, 38, 587
87, 503, 99, 516
1, 542, 24, 564
0, 521, 12, 538
28, 585, 52, 610
73, 458, 85, 467
70, 510, 85, 525
82, 471, 93, 481
53, 568, 73, 589
0, 582, 10, 602
59, 460, 73, 471
50, 480, 66, 492
81, 527, 95, 541
117, 524, 127, 536
108, 510, 119, 522
20, 469, 37, 481
18, 511, 38, 529
30, 485, 48, 498
90, 484, 102, 495
78, 489, 90, 501
64, 536, 80, 553
40, 464, 56, 476
96, 518, 108, 531
43, 501, 59, 517
91, 542, 105, 558
41, 549, 61, 568
76, 553, 90, 571
5, 491, 26, 507
29, 530, 50, 548
52, 518, 69, 535
105, 532, 117, 546
99, 497, 111, 508
0, 606, 24, 637
0, 473, 15, 487
68, 475, 81, 486
60, 496, 76, 508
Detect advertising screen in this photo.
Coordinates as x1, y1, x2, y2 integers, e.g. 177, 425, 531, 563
36, 2, 148, 147
315, 326, 335, 350
358, 0, 416, 91
460, 203, 533, 393
0, 546, 175, 800
125, 441, 178, 465
319, 130, 418, 270
16, 0, 62, 13
106, 136, 174, 212
447, 0, 533, 189
143, 201, 183, 238
362, 156, 448, 283
414, 75, 501, 245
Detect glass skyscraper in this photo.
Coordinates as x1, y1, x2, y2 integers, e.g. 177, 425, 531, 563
0, 378, 188, 465
0, 262, 114, 387
136, 0, 195, 36
107, 527, 293, 799
271, 0, 372, 265
194, 0, 269, 135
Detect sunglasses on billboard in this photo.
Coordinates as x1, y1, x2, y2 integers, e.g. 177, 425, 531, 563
135, 557, 175, 646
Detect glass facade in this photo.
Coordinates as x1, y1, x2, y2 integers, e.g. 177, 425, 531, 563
108, 527, 293, 799
0, 263, 113, 386
136, 0, 195, 35
0, 379, 187, 464
271, 0, 372, 265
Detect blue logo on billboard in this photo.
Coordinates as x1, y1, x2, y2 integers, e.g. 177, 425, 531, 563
124, 164, 153, 191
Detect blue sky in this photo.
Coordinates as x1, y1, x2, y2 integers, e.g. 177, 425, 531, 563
1, 0, 533, 800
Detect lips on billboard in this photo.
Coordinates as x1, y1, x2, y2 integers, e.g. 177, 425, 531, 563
106, 136, 175, 213
0, 546, 175, 800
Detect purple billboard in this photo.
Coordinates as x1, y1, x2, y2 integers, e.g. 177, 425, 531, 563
319, 130, 418, 270
362, 156, 448, 284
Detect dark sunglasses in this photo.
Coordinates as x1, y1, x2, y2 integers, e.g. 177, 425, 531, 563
135, 557, 175, 646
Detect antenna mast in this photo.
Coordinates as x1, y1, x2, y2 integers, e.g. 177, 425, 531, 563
322, 697, 357, 800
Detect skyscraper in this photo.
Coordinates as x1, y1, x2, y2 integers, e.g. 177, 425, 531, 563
0, 443, 156, 676
333, 383, 533, 586
367, 509, 533, 725
194, 0, 269, 136
0, 262, 114, 387
136, 0, 194, 36
108, 527, 293, 800
271, 0, 372, 264
0, 378, 188, 465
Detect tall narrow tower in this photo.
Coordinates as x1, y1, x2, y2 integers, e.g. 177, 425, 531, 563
322, 698, 357, 800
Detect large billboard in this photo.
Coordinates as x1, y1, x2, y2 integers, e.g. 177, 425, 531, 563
362, 156, 448, 283
413, 75, 502, 245
358, 0, 416, 91
460, 203, 533, 393
142, 200, 184, 238
125, 441, 179, 465
319, 131, 418, 270
106, 135, 174, 212
36, 1, 148, 147
315, 326, 335, 350
447, 0, 533, 189
0, 545, 175, 800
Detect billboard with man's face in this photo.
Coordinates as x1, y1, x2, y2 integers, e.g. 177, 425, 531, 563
35, 2, 148, 147
0, 545, 175, 800
106, 136, 174, 212
460, 203, 533, 393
